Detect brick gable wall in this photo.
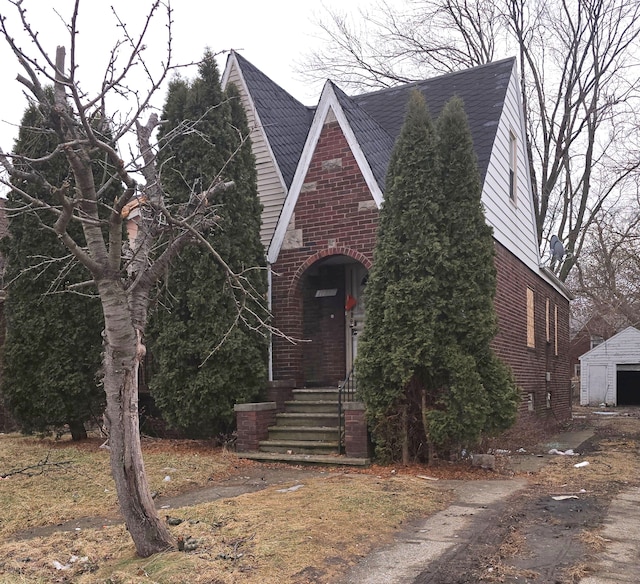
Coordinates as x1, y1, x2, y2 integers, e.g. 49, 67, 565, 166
270, 119, 571, 422
271, 121, 378, 386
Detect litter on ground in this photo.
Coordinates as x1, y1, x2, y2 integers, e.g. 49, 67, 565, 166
277, 484, 304, 493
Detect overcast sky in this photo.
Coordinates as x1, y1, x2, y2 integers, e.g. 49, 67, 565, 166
0, 0, 373, 152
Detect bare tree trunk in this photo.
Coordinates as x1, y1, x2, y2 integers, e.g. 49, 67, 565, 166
68, 421, 87, 441
401, 404, 410, 465
99, 280, 173, 557
421, 388, 436, 466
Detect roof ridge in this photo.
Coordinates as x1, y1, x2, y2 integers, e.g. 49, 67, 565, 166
353, 57, 516, 100
329, 81, 395, 190
231, 50, 311, 109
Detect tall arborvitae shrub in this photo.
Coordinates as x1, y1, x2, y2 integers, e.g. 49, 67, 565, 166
147, 51, 267, 438
429, 97, 518, 445
357, 93, 518, 462
1, 97, 105, 440
356, 91, 444, 462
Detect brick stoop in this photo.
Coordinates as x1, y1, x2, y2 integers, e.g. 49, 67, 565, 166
235, 389, 370, 466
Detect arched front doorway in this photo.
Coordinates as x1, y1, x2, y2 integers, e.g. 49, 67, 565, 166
300, 255, 368, 387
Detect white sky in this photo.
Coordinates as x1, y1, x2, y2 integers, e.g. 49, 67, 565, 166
0, 0, 373, 153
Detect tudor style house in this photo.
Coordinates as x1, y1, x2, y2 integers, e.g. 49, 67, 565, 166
224, 52, 572, 458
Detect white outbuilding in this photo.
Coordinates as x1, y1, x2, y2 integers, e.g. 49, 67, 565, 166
580, 326, 640, 406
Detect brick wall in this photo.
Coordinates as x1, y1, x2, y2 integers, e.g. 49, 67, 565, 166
271, 121, 377, 385
493, 242, 571, 423
343, 402, 369, 458
234, 403, 277, 452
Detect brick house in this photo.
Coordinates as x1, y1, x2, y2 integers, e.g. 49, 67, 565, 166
223, 53, 572, 457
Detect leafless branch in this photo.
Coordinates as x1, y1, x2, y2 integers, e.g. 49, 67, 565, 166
0, 452, 73, 478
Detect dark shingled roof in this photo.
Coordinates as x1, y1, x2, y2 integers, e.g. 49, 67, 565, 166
232, 52, 314, 189
234, 54, 514, 192
353, 58, 515, 185
330, 82, 395, 191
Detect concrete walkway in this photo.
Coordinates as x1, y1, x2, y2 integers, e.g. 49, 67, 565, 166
338, 428, 600, 584
337, 479, 527, 584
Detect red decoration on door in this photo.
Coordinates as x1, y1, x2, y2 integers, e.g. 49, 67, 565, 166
345, 294, 357, 311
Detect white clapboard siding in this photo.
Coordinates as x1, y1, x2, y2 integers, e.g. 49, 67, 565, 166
482, 63, 541, 273
223, 62, 287, 248
579, 327, 640, 405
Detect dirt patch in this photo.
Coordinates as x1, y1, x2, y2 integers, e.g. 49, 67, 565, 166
493, 492, 608, 583
406, 487, 608, 583
409, 408, 640, 584
4, 406, 640, 583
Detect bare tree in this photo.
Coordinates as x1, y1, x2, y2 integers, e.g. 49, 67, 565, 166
0, 1, 271, 556
304, 0, 640, 280
570, 206, 640, 330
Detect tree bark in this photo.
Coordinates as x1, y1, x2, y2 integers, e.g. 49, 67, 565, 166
68, 420, 87, 441
99, 279, 173, 557
420, 388, 437, 466
401, 404, 410, 466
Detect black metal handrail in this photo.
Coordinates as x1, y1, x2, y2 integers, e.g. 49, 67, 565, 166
337, 367, 358, 454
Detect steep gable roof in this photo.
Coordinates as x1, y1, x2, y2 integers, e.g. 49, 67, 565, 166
353, 58, 515, 184
231, 52, 314, 189
231, 53, 513, 196
331, 83, 395, 191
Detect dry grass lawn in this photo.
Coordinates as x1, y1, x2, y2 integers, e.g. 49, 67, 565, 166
0, 433, 453, 583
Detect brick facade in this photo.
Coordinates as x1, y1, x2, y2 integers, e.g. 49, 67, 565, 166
270, 120, 572, 424
271, 121, 377, 386
493, 242, 571, 422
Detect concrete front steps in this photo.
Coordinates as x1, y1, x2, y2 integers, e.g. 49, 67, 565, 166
259, 387, 342, 456
235, 386, 371, 467
235, 387, 362, 466
237, 451, 370, 466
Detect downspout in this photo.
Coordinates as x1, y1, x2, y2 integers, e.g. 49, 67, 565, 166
267, 263, 273, 381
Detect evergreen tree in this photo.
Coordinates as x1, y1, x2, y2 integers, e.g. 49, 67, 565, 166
1, 97, 105, 440
147, 51, 267, 438
357, 91, 444, 461
432, 97, 518, 442
357, 93, 518, 462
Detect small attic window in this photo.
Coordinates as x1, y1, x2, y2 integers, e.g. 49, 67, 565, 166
508, 130, 517, 201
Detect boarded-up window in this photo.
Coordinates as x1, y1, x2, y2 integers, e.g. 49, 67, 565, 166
554, 304, 559, 356
527, 288, 535, 348
545, 298, 550, 342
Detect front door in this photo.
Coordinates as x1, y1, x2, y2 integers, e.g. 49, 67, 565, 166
345, 263, 368, 372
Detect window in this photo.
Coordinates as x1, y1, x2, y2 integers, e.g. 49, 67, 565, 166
590, 335, 604, 349
554, 304, 559, 356
574, 364, 581, 378
545, 298, 550, 343
526, 287, 535, 348
509, 131, 517, 201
